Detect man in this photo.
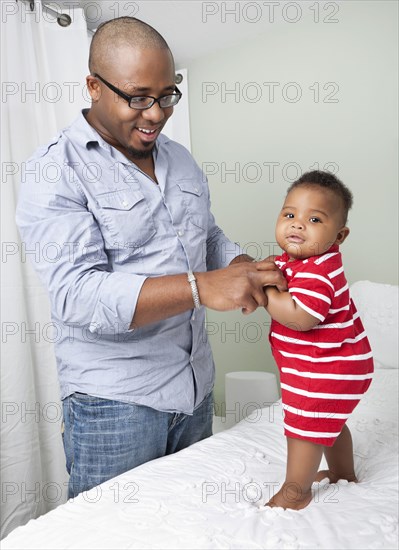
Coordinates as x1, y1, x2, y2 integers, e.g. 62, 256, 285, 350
16, 17, 285, 498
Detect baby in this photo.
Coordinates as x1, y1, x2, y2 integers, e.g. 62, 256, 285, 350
264, 170, 373, 510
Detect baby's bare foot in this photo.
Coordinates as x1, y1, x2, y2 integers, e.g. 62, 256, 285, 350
265, 484, 312, 510
315, 469, 358, 483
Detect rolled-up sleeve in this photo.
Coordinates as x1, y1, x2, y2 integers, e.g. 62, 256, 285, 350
16, 155, 147, 334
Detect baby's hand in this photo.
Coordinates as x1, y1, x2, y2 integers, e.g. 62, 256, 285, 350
255, 257, 287, 293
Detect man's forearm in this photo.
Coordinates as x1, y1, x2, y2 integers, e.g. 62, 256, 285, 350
131, 261, 287, 329
130, 274, 195, 329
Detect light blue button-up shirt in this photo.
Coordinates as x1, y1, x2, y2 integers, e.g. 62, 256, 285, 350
16, 110, 242, 413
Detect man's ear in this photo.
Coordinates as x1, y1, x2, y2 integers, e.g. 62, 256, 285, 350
335, 226, 350, 245
86, 75, 101, 101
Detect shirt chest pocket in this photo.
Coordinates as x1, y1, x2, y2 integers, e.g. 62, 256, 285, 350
95, 188, 156, 247
176, 180, 208, 231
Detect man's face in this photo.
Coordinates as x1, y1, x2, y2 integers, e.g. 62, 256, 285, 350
275, 186, 349, 260
88, 47, 176, 158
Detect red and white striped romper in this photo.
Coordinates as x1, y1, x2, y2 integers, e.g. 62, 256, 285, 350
269, 244, 374, 446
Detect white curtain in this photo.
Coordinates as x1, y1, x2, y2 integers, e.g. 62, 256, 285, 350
0, 0, 90, 539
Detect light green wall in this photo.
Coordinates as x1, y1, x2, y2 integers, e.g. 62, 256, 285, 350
185, 1, 398, 408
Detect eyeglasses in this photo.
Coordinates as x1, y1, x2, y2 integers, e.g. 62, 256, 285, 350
93, 73, 182, 110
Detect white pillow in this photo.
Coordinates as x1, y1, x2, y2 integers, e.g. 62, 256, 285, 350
350, 280, 398, 369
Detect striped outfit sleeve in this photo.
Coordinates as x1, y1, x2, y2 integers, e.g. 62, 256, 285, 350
288, 259, 337, 323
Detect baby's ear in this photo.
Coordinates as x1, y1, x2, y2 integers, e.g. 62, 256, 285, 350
335, 226, 350, 245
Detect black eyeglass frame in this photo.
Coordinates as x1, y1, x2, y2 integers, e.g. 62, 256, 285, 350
93, 73, 182, 110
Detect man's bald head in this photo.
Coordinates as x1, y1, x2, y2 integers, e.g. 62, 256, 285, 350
89, 17, 171, 75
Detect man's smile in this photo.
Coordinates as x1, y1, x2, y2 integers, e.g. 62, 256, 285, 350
134, 125, 161, 143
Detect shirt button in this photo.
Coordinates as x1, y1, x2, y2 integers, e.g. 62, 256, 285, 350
194, 187, 199, 193
177, 230, 184, 237
122, 200, 129, 208
190, 356, 194, 363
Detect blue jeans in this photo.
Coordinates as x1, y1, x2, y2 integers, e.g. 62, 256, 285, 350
62, 392, 213, 498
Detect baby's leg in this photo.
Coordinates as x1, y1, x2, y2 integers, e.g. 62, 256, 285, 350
266, 437, 323, 510
315, 424, 358, 483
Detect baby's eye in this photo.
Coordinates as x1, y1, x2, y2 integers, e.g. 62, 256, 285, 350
284, 213, 294, 219
310, 217, 321, 223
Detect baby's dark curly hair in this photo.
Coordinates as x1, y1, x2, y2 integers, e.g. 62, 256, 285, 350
287, 170, 353, 225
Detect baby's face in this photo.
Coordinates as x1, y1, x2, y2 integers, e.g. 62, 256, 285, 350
275, 185, 349, 260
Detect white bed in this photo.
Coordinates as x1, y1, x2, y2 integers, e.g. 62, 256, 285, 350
2, 281, 398, 550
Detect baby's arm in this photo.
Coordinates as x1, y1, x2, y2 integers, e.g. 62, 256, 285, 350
265, 287, 320, 331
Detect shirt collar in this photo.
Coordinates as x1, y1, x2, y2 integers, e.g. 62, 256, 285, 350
66, 109, 111, 152
280, 243, 340, 264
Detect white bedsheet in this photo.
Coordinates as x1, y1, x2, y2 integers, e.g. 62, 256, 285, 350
2, 368, 398, 550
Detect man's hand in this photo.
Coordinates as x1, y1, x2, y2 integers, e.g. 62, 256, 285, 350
196, 260, 287, 315
254, 255, 287, 292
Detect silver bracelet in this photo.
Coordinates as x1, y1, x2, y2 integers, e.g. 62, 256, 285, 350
187, 271, 201, 309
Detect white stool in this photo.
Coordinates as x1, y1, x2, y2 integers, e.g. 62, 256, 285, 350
224, 371, 279, 428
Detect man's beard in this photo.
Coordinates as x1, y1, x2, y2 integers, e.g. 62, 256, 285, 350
127, 145, 154, 160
